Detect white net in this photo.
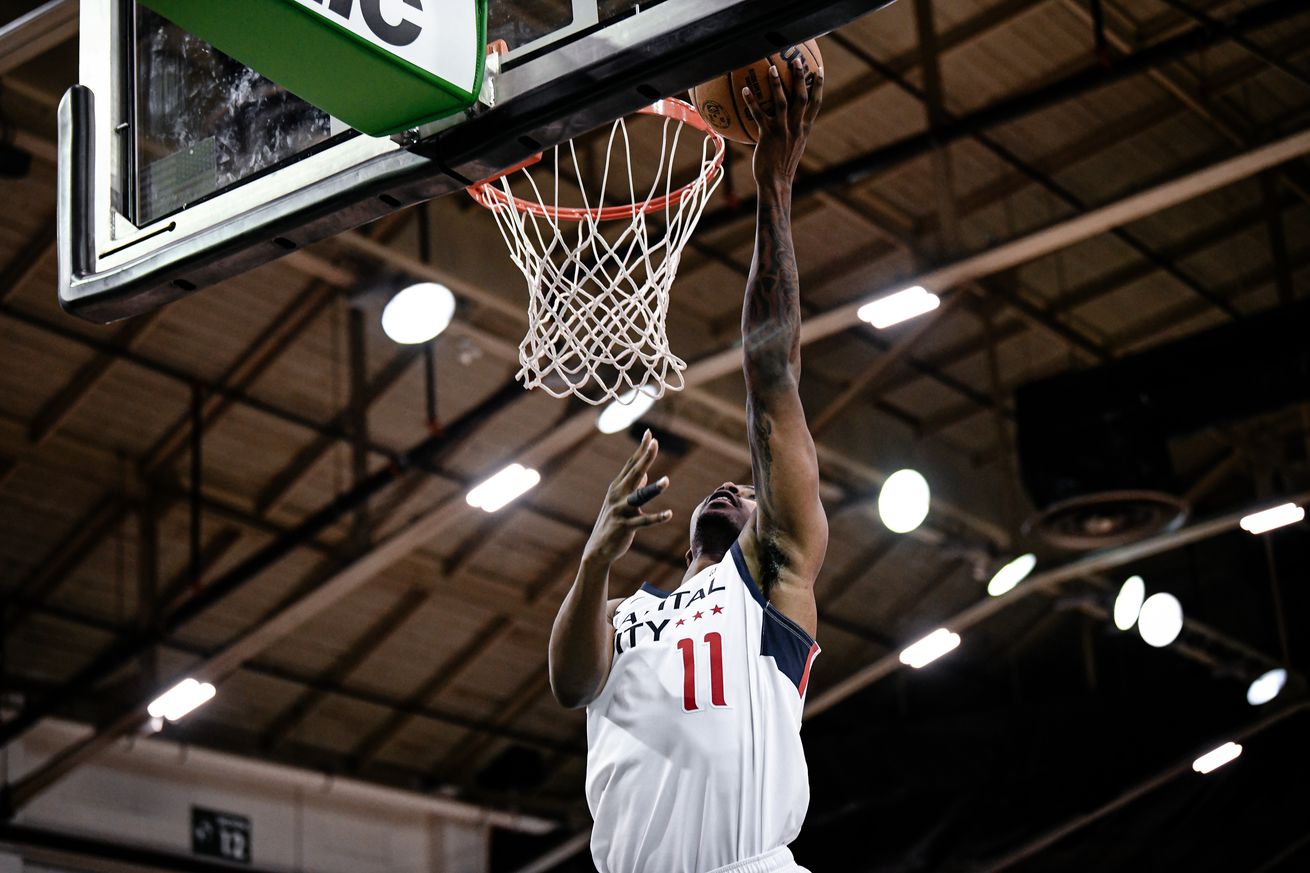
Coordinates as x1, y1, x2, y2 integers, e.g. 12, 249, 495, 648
470, 99, 725, 405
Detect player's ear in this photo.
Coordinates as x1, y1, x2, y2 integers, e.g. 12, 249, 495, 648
684, 548, 693, 566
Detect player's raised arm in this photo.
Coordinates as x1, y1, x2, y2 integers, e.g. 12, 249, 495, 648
737, 60, 828, 636
548, 430, 672, 708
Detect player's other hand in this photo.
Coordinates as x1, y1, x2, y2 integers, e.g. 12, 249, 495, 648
583, 429, 673, 566
743, 58, 823, 187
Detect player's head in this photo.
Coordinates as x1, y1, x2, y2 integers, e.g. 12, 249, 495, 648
687, 482, 756, 563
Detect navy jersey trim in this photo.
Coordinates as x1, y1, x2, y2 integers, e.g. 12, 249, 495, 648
762, 602, 820, 695
731, 541, 768, 608
640, 581, 670, 599
733, 541, 821, 695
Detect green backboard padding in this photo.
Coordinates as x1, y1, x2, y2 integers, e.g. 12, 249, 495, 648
139, 0, 487, 137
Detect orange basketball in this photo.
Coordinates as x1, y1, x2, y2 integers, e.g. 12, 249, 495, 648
689, 40, 823, 144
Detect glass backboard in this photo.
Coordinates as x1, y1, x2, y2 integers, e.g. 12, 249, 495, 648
59, 0, 898, 322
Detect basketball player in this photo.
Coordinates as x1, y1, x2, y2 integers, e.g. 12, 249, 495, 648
549, 59, 827, 873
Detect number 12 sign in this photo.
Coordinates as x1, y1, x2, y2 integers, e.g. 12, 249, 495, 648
192, 806, 252, 865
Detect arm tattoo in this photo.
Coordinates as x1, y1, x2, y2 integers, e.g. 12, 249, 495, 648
743, 193, 802, 530
748, 393, 789, 596
742, 200, 802, 375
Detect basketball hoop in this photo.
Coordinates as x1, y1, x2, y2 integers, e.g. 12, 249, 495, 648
469, 98, 726, 405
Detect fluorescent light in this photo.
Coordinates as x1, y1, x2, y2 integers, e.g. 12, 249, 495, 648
466, 463, 541, 512
147, 678, 216, 722
878, 469, 931, 534
1113, 575, 1146, 631
1239, 503, 1305, 535
596, 386, 658, 435
899, 628, 961, 668
1247, 668, 1288, 706
857, 286, 941, 329
381, 282, 456, 344
1137, 592, 1183, 648
987, 553, 1037, 597
1193, 741, 1242, 774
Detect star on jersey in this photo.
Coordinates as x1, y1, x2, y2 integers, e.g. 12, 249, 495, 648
712, 604, 724, 615
613, 571, 728, 654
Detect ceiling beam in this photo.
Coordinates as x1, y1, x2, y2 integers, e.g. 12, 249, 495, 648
925, 239, 1310, 441
8, 129, 1306, 798
26, 311, 165, 445
827, 32, 1245, 325
0, 220, 55, 306
1057, 0, 1310, 207
10, 6, 1310, 812
683, 124, 1310, 387
697, 0, 1308, 237
17, 597, 585, 757
0, 0, 76, 76
270, 443, 606, 763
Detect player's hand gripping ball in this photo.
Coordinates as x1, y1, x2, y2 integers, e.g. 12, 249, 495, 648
582, 429, 673, 566
690, 40, 823, 144
741, 55, 824, 185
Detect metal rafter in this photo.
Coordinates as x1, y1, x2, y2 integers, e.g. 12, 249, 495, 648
690, 24, 1310, 445
7, 127, 1306, 792
0, 217, 409, 633
26, 311, 165, 446
252, 345, 422, 516
2, 0, 1299, 823
13, 598, 585, 759
264, 435, 605, 758
924, 233, 1310, 441
826, 32, 1243, 321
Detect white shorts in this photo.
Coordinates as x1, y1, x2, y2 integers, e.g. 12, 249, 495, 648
706, 847, 812, 873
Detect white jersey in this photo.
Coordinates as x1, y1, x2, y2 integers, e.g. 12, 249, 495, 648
585, 542, 820, 873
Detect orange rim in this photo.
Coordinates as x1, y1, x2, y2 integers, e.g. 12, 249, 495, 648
467, 97, 726, 222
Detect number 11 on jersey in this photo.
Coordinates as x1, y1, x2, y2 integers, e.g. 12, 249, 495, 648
677, 632, 727, 712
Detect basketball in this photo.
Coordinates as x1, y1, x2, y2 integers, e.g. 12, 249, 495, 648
689, 40, 823, 144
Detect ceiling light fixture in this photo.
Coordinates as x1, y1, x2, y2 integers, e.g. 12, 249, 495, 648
987, 553, 1037, 597
1239, 503, 1305, 535
466, 463, 541, 512
381, 282, 456, 344
899, 628, 961, 669
596, 386, 658, 435
146, 678, 216, 722
1137, 592, 1184, 648
878, 469, 931, 534
1113, 575, 1146, 632
857, 286, 941, 329
1193, 741, 1242, 774
1246, 668, 1288, 706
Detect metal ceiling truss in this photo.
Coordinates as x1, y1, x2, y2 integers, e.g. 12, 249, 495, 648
2, 0, 1310, 828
